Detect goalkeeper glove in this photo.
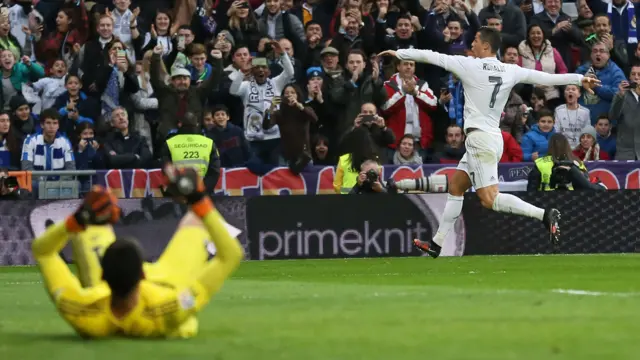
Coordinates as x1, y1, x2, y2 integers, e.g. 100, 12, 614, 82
66, 185, 121, 232
162, 164, 207, 205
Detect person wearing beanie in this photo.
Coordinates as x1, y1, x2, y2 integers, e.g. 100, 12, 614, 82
572, 125, 610, 161
9, 94, 37, 146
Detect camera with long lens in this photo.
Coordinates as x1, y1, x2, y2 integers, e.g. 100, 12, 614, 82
550, 160, 575, 190
362, 169, 379, 187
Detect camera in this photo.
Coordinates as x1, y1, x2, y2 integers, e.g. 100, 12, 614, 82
550, 160, 575, 190
364, 169, 379, 183
361, 114, 375, 125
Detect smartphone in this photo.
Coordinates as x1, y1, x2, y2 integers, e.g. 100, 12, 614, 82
361, 114, 375, 124
629, 82, 638, 88
117, 49, 126, 59
440, 87, 449, 94
177, 35, 186, 49
238, 2, 249, 8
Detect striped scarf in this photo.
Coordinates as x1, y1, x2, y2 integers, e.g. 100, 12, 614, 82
608, 1, 637, 43
102, 67, 120, 116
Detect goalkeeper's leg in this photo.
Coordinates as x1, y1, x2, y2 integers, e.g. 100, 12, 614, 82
71, 225, 116, 287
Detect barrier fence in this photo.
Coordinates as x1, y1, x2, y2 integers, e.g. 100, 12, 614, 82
10, 161, 640, 199
2, 192, 637, 265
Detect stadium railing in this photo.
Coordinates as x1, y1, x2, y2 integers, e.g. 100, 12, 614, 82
29, 170, 96, 200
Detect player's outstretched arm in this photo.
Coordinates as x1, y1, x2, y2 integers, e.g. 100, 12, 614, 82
163, 165, 244, 298
32, 186, 121, 299
379, 48, 467, 76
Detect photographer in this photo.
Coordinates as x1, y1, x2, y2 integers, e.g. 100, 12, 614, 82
349, 159, 388, 194
0, 168, 30, 200
610, 65, 640, 160
527, 133, 605, 191
339, 103, 395, 162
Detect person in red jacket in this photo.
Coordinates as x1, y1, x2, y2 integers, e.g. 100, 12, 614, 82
572, 125, 610, 161
381, 59, 437, 158
500, 131, 523, 162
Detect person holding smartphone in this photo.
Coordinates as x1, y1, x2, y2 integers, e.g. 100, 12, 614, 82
74, 121, 101, 170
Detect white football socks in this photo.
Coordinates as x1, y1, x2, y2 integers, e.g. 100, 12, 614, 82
432, 194, 464, 246
492, 193, 545, 221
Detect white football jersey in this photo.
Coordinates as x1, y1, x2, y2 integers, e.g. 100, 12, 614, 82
397, 49, 584, 135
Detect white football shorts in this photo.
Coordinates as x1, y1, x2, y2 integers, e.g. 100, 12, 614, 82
457, 130, 503, 189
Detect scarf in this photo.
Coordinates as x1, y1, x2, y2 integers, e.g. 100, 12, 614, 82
393, 150, 422, 165
102, 67, 120, 116
608, 1, 637, 43
394, 75, 421, 139
448, 75, 464, 127
582, 143, 602, 161
244, 79, 278, 140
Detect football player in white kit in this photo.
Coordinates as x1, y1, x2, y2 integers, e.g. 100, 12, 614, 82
379, 27, 600, 258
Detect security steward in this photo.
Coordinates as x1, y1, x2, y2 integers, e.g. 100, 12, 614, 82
161, 112, 221, 192
527, 133, 605, 191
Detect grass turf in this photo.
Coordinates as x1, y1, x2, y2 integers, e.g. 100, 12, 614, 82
1, 255, 639, 360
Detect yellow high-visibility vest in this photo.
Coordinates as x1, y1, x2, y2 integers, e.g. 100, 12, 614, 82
166, 134, 213, 177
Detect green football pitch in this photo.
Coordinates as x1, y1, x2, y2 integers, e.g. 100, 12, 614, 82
1, 255, 639, 360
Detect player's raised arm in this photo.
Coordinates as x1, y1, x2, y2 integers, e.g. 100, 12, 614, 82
516, 67, 601, 94
378, 48, 468, 77
162, 165, 244, 299
32, 186, 120, 300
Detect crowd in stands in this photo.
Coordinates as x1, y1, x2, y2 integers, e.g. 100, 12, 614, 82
0, 0, 638, 186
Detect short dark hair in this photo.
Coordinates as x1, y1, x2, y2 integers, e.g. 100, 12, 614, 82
478, 27, 502, 54
596, 114, 610, 123
101, 237, 144, 298
486, 13, 502, 22
40, 108, 60, 123
537, 108, 554, 121
304, 20, 321, 30
447, 19, 462, 27
396, 14, 412, 24
177, 25, 193, 33
347, 49, 367, 62
211, 104, 230, 116
593, 13, 610, 24
181, 112, 201, 130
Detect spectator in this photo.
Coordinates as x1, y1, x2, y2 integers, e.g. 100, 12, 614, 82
206, 105, 250, 168
500, 130, 523, 162
591, 14, 630, 75
134, 9, 174, 59
311, 133, 333, 166
256, 0, 306, 47
0, 110, 20, 169
573, 125, 610, 160
270, 38, 305, 84
34, 6, 88, 71
224, 1, 263, 52
329, 0, 375, 38
554, 84, 591, 148
320, 46, 342, 80
393, 134, 423, 165
349, 159, 387, 194
186, 43, 215, 82
431, 124, 465, 163
214, 45, 251, 128
595, 114, 616, 158
329, 49, 387, 142
131, 52, 157, 153
263, 83, 318, 173
377, 13, 429, 79
73, 121, 101, 170
161, 112, 220, 191
0, 50, 45, 111
382, 58, 436, 158
8, 1, 40, 54
585, 0, 640, 60
0, 12, 27, 59
576, 42, 626, 125
521, 108, 556, 161
212, 30, 235, 63
102, 106, 152, 169
54, 74, 100, 141
609, 71, 640, 160
502, 45, 519, 65
10, 94, 37, 146
301, 20, 324, 69
524, 87, 547, 130
27, 58, 71, 114
439, 7, 481, 57
304, 67, 330, 140
529, 0, 583, 72
191, 0, 218, 44
479, 0, 527, 46
80, 14, 118, 93
21, 108, 75, 171
500, 90, 526, 142
441, 73, 464, 127
95, 39, 140, 127
518, 23, 568, 108
289, 0, 334, 36
229, 42, 294, 165
111, 0, 137, 62
425, 0, 467, 34
151, 44, 223, 143
341, 102, 395, 163
330, 10, 375, 66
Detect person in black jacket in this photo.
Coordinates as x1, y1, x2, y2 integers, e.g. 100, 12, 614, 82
80, 14, 116, 97
102, 106, 152, 169
205, 104, 250, 168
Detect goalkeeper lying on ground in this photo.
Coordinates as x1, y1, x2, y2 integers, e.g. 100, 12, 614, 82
31, 165, 244, 338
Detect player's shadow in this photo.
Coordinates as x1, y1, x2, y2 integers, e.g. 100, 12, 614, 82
0, 331, 89, 343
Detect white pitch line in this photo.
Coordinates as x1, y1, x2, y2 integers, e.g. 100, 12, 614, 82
551, 289, 640, 297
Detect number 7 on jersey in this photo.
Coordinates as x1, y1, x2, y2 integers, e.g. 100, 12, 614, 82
488, 76, 502, 109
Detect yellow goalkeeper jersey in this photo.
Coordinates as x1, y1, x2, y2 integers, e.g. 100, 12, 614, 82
32, 206, 243, 339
